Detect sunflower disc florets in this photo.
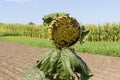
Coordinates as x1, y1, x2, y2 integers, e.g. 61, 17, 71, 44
48, 15, 82, 48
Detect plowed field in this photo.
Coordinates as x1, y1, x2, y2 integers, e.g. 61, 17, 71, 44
0, 41, 120, 80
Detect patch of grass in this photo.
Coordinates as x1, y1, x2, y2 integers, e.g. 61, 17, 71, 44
0, 36, 54, 48
74, 41, 120, 57
0, 36, 120, 57
0, 32, 19, 37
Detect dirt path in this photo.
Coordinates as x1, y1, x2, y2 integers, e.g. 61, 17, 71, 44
0, 40, 120, 80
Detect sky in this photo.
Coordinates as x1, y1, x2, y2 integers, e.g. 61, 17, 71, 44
0, 0, 120, 25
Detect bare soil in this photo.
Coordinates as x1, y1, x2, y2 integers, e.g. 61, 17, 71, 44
0, 40, 120, 80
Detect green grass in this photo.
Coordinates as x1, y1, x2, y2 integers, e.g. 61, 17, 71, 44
74, 41, 120, 57
0, 36, 120, 57
0, 36, 54, 48
0, 32, 19, 37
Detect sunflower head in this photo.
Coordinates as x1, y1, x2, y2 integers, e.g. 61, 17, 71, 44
48, 15, 82, 48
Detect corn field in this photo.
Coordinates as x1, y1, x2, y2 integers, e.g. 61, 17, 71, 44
85, 23, 120, 42
0, 23, 120, 42
0, 24, 48, 38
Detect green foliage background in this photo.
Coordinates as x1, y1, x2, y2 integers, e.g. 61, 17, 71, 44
0, 24, 48, 38
86, 23, 120, 42
0, 23, 120, 42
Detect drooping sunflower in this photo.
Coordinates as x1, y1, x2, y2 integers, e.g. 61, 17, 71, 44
48, 15, 82, 48
21, 13, 93, 80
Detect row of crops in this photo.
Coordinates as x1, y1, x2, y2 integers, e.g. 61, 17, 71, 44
0, 24, 48, 38
86, 23, 120, 42
0, 23, 120, 42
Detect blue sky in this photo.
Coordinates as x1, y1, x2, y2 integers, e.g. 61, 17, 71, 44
0, 0, 120, 25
